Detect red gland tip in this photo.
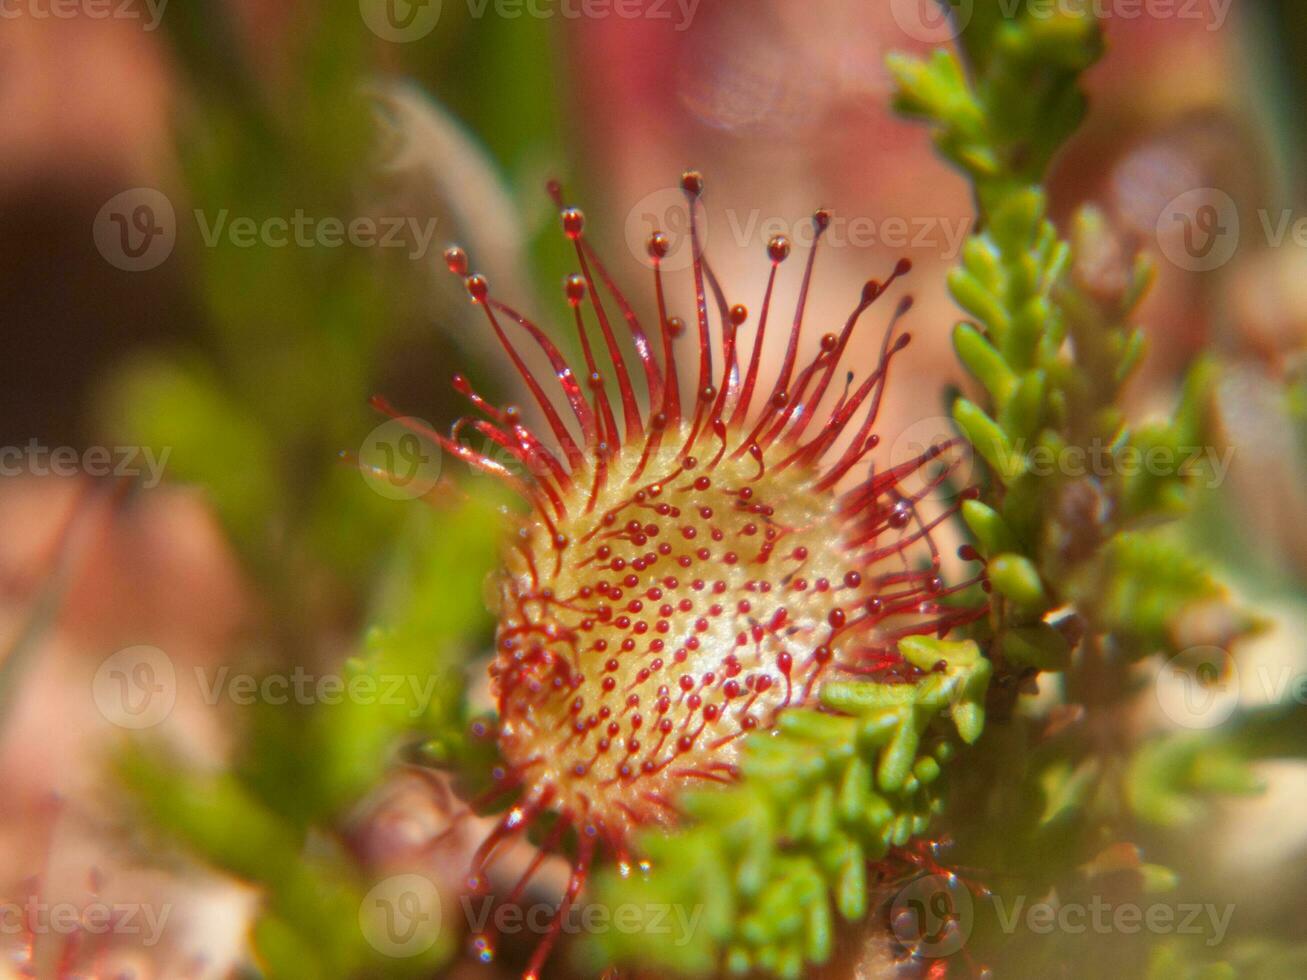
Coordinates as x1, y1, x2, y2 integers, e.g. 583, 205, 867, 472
565, 273, 587, 306
767, 235, 791, 262
681, 169, 704, 197
729, 304, 748, 327
667, 316, 686, 338
648, 232, 670, 259
465, 274, 489, 302
444, 246, 468, 275
813, 208, 832, 231
561, 207, 584, 239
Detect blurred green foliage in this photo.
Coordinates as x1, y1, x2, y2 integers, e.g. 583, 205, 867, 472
100, 5, 565, 976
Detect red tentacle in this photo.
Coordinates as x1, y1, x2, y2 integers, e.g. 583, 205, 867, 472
679, 171, 714, 455
456, 271, 588, 470
734, 210, 829, 455
567, 277, 623, 453
649, 235, 683, 427
489, 297, 600, 456
577, 233, 665, 413
562, 207, 644, 443
522, 831, 595, 980
730, 236, 789, 429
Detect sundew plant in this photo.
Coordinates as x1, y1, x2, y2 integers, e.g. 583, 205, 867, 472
13, 1, 1307, 979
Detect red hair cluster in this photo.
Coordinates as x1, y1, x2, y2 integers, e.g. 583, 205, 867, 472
376, 172, 984, 977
